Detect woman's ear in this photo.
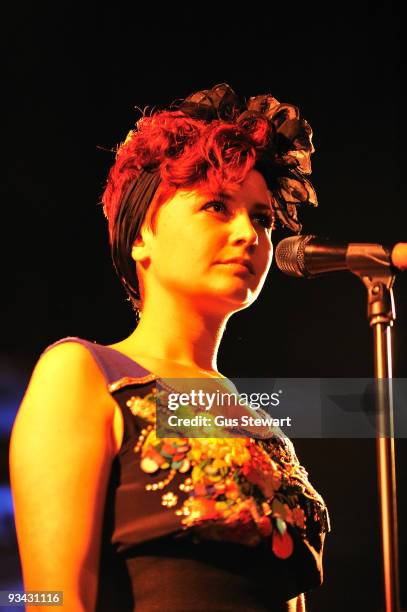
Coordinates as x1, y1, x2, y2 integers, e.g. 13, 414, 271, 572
131, 225, 154, 263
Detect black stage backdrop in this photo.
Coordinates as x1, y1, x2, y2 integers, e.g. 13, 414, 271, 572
1, 4, 406, 611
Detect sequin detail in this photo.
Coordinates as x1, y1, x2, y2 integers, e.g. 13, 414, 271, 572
128, 390, 329, 557
162, 492, 178, 508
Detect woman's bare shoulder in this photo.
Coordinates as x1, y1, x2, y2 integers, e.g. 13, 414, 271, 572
37, 339, 104, 376
38, 340, 108, 385
15, 340, 117, 430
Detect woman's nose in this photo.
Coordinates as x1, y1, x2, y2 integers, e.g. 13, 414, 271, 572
229, 211, 258, 247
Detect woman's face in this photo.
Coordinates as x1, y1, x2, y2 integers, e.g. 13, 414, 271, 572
135, 169, 274, 314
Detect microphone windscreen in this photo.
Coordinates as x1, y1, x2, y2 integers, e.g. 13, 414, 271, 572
275, 235, 314, 277
391, 243, 407, 271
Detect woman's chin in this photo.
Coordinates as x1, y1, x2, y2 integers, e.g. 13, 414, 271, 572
174, 279, 261, 312
203, 286, 258, 312
214, 278, 260, 303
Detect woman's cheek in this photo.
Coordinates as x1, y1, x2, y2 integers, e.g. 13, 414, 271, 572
259, 240, 273, 275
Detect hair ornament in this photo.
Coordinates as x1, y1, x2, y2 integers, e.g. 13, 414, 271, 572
176, 83, 318, 232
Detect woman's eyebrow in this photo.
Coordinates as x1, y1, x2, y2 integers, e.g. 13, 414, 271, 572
251, 202, 272, 211
206, 190, 271, 209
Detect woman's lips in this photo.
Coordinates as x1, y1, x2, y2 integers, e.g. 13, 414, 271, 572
215, 258, 255, 275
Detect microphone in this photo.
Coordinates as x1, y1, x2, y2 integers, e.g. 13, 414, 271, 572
275, 235, 407, 278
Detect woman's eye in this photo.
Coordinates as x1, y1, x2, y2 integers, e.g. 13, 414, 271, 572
202, 201, 228, 214
252, 213, 274, 229
202, 201, 273, 230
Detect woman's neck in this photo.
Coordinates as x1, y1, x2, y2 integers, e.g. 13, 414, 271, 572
120, 293, 230, 373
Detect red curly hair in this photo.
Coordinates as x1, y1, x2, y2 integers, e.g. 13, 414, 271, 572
102, 109, 273, 242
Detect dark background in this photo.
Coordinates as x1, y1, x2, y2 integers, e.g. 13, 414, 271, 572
1, 3, 406, 611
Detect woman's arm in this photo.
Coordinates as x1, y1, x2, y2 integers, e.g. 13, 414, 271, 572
9, 342, 118, 611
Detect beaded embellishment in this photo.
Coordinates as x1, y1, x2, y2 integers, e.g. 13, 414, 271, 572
126, 388, 329, 558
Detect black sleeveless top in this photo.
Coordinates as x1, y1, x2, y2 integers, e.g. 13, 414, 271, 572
44, 337, 330, 611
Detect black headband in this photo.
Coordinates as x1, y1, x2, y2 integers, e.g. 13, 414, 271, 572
111, 168, 162, 301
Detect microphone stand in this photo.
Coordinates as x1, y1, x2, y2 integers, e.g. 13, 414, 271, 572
348, 245, 400, 612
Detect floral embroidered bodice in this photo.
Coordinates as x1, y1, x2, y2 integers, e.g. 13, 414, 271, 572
123, 386, 329, 559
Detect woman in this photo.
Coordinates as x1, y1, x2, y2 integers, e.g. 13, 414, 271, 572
10, 83, 329, 611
